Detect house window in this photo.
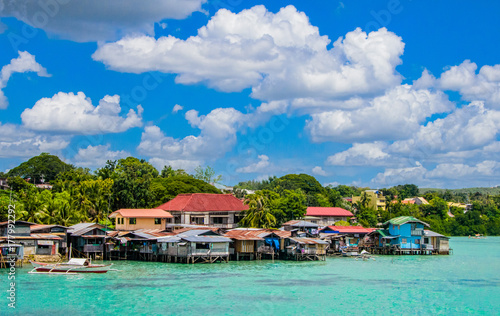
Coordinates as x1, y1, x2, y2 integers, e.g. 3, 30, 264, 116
415, 239, 420, 244
212, 217, 227, 224
401, 238, 407, 243
424, 237, 429, 244
191, 217, 204, 225
154, 218, 161, 225
196, 243, 210, 249
129, 218, 136, 225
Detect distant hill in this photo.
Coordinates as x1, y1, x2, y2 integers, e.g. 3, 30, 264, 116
420, 187, 500, 195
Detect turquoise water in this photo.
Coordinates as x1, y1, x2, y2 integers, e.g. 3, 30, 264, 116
2, 237, 500, 315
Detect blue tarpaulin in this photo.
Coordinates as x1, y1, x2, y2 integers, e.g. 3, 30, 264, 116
265, 237, 280, 250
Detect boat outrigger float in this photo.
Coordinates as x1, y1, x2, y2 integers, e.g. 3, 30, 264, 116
29, 258, 114, 274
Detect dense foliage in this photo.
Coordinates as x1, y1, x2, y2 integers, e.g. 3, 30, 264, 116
7, 153, 74, 184
2, 154, 500, 235
1, 154, 220, 227
355, 186, 500, 236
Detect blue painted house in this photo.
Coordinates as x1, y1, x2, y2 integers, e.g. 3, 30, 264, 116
375, 216, 430, 250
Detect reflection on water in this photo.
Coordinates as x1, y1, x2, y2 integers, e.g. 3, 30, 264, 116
1, 237, 499, 316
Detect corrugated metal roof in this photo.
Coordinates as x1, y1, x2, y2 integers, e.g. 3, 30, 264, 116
375, 229, 390, 238
424, 230, 449, 238
30, 224, 68, 231
0, 220, 36, 226
177, 229, 216, 237
109, 209, 173, 219
182, 235, 232, 243
282, 220, 319, 228
68, 223, 106, 235
172, 227, 220, 234
157, 193, 249, 212
383, 216, 430, 227
157, 236, 182, 243
6, 234, 62, 240
306, 207, 354, 217
289, 237, 329, 245
225, 228, 291, 240
70, 226, 107, 236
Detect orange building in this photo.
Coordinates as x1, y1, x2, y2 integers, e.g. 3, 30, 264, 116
109, 209, 173, 231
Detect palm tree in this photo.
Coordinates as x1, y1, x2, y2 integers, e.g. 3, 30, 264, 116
360, 192, 371, 209
240, 193, 277, 229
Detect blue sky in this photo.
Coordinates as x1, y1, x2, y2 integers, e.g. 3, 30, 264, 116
1, 0, 500, 189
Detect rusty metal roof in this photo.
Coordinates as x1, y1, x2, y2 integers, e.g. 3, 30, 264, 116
1, 234, 63, 240
30, 224, 68, 231
288, 237, 329, 245
282, 220, 319, 228
172, 227, 220, 235
225, 228, 291, 240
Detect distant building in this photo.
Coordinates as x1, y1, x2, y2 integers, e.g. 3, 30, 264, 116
304, 207, 354, 226
281, 220, 319, 235
67, 223, 108, 259
0, 221, 63, 257
225, 228, 291, 260
35, 184, 53, 190
447, 202, 472, 213
365, 216, 450, 255
30, 224, 69, 255
395, 197, 429, 205
352, 190, 386, 210
109, 209, 173, 231
0, 178, 8, 190
157, 193, 249, 229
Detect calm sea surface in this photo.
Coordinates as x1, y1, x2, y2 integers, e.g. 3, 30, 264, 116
2, 237, 500, 315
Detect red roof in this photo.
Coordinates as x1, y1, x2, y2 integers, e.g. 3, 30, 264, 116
306, 207, 353, 217
157, 194, 249, 213
322, 226, 375, 234
109, 209, 173, 218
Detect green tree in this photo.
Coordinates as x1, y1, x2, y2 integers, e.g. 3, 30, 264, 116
239, 192, 277, 229
149, 175, 220, 207
111, 157, 159, 209
7, 153, 74, 184
193, 166, 222, 184
160, 165, 186, 178
7, 176, 32, 192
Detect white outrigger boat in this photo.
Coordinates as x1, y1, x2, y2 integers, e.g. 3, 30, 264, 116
29, 258, 113, 274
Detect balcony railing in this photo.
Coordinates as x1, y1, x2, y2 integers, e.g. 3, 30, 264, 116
411, 229, 424, 236
83, 244, 104, 252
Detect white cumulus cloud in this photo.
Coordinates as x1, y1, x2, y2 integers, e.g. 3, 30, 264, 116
172, 104, 183, 114
138, 107, 247, 168
306, 85, 453, 143
438, 60, 500, 108
312, 166, 328, 176
0, 51, 49, 109
72, 144, 130, 168
236, 155, 270, 173
327, 142, 390, 166
21, 92, 143, 134
93, 5, 404, 100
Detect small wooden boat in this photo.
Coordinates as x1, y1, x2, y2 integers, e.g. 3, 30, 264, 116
470, 234, 486, 239
29, 258, 113, 274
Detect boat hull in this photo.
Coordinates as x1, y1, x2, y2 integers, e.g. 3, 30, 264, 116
32, 267, 109, 273
30, 261, 112, 274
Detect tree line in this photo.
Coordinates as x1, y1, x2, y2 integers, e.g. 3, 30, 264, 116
1, 153, 500, 235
